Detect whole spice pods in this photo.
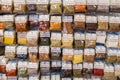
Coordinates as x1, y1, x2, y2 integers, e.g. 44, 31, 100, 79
39, 15, 49, 31
109, 16, 120, 32
40, 61, 50, 73
63, 0, 75, 14
51, 47, 61, 60
73, 64, 83, 78
50, 0, 62, 14
0, 0, 13, 13
87, 0, 97, 12
110, 0, 120, 12
26, 0, 37, 13
63, 16, 73, 34
17, 32, 27, 45
74, 14, 85, 30
28, 47, 38, 62
0, 30, 4, 44
51, 61, 61, 72
39, 46, 50, 61
36, 0, 49, 13
13, 0, 26, 13
74, 0, 86, 12
15, 15, 28, 32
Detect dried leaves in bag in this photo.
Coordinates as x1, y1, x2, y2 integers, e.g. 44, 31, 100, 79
73, 64, 82, 78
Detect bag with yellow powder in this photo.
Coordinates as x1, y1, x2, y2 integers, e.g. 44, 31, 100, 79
17, 32, 27, 45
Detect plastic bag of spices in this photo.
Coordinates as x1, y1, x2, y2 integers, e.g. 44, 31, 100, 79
0, 56, 7, 73
0, 46, 5, 55
74, 14, 85, 30
82, 62, 93, 78
40, 61, 50, 73
73, 64, 82, 78
18, 77, 28, 80
51, 32, 61, 47
106, 48, 117, 63
62, 48, 74, 61
63, 16, 73, 34
62, 34, 73, 48
7, 76, 17, 80
13, 0, 26, 13
96, 31, 106, 44
51, 61, 61, 72
86, 16, 97, 31
16, 46, 28, 59
0, 16, 4, 29
97, 0, 109, 13
114, 64, 120, 77
117, 49, 120, 63
18, 61, 28, 77
29, 75, 39, 80
63, 0, 75, 14
74, 32, 85, 48
62, 78, 72, 80
51, 47, 61, 60
106, 33, 119, 48
1, 0, 13, 13
110, 0, 120, 12
98, 16, 108, 30
109, 16, 120, 32
87, 0, 97, 12
26, 0, 37, 13
0, 30, 4, 44
50, 0, 62, 14
6, 60, 17, 76
17, 32, 27, 45
51, 73, 61, 80
39, 46, 50, 61
28, 62, 39, 75
50, 16, 62, 31
95, 45, 106, 61
74, 0, 86, 12
4, 31, 16, 45
41, 74, 50, 80
36, 0, 49, 13
28, 47, 38, 62
29, 14, 39, 30
102, 76, 116, 80
27, 31, 39, 46
61, 61, 72, 78
0, 73, 7, 80
40, 31, 50, 46
39, 15, 49, 31
15, 15, 28, 32
3, 15, 14, 30
5, 46, 16, 59
73, 49, 83, 64
119, 34, 120, 48
85, 32, 96, 48
84, 48, 95, 62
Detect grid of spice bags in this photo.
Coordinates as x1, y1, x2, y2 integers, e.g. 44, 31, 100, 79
0, 0, 120, 80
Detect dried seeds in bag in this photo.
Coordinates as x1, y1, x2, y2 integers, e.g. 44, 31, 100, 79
0, 56, 7, 73
39, 15, 49, 31
51, 61, 61, 72
0, 30, 4, 44
87, 0, 97, 12
17, 32, 27, 45
75, 0, 87, 12
85, 32, 96, 48
1, 0, 13, 13
98, 16, 108, 30
37, 0, 49, 13
51, 47, 61, 60
110, 0, 120, 12
40, 31, 50, 45
3, 15, 14, 30
74, 14, 85, 30
86, 16, 97, 31
73, 64, 82, 78
4, 31, 16, 45
29, 15, 39, 30
18, 61, 28, 77
26, 0, 37, 13
50, 0, 62, 14
74, 32, 85, 48
62, 34, 73, 48
0, 16, 4, 29
51, 32, 61, 47
15, 15, 28, 32
39, 46, 50, 61
5, 46, 16, 59
109, 16, 120, 32
28, 62, 38, 75
63, 0, 75, 14
84, 48, 95, 62
62, 48, 74, 61
28, 47, 38, 62
63, 16, 73, 34
27, 31, 39, 46
50, 16, 62, 30
40, 61, 50, 73
13, 0, 26, 13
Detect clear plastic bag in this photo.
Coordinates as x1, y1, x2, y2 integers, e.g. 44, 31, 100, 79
17, 32, 27, 45
110, 0, 120, 12
0, 30, 4, 44
51, 47, 61, 60
87, 0, 97, 12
